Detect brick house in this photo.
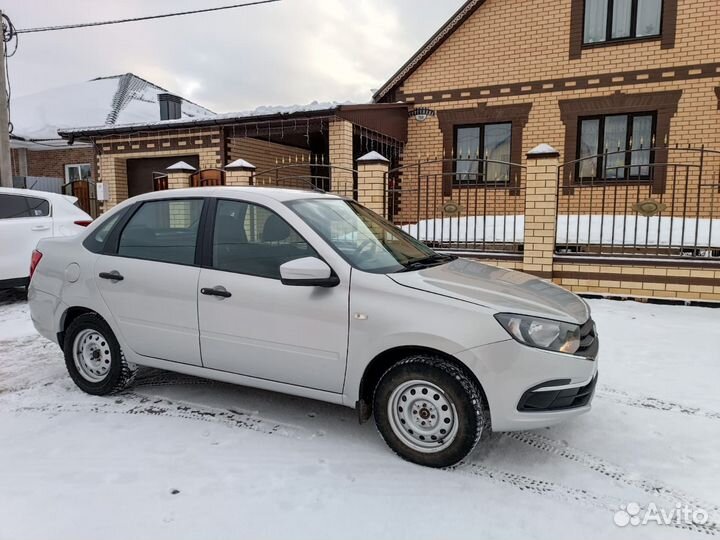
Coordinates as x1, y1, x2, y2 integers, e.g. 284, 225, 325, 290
10, 73, 214, 215
60, 0, 720, 302
370, 0, 720, 302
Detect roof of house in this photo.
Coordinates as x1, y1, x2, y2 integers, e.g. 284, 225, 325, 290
59, 100, 350, 138
57, 102, 410, 141
373, 0, 484, 103
10, 73, 215, 149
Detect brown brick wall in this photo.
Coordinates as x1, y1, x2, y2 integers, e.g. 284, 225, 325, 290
11, 146, 96, 180
227, 137, 311, 187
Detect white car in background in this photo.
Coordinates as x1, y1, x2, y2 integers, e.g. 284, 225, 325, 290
0, 187, 92, 289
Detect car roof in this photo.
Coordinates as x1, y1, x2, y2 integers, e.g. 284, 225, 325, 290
129, 186, 344, 203
0, 187, 78, 205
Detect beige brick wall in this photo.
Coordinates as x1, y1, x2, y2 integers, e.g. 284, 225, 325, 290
391, 0, 720, 222
554, 262, 720, 303
329, 118, 355, 197
96, 128, 221, 210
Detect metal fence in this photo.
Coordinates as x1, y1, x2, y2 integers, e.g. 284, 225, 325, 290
556, 145, 720, 259
251, 162, 357, 198
385, 158, 526, 254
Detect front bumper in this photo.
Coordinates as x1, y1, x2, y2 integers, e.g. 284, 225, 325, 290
456, 339, 598, 432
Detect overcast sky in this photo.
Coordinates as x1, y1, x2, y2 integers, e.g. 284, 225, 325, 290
4, 0, 465, 113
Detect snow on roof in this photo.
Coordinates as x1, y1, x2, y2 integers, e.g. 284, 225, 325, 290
60, 100, 355, 137
166, 161, 197, 172
10, 73, 215, 148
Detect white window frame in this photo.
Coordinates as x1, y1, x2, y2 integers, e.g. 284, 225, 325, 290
64, 163, 92, 183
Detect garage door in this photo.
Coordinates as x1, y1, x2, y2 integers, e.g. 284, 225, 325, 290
126, 155, 200, 198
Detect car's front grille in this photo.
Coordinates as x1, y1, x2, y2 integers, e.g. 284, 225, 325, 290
517, 373, 598, 412
576, 318, 599, 359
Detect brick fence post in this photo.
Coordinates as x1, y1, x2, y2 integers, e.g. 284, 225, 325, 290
357, 151, 389, 217
523, 144, 560, 280
328, 118, 355, 197
166, 160, 196, 189
225, 158, 256, 186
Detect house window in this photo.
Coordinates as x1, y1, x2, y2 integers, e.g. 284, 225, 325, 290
584, 0, 662, 44
65, 163, 92, 182
454, 122, 512, 185
577, 112, 656, 181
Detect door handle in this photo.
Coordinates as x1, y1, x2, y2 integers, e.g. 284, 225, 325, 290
99, 271, 124, 281
31, 225, 50, 231
201, 286, 232, 298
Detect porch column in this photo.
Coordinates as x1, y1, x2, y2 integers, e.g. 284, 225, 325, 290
97, 155, 128, 212
357, 151, 389, 217
523, 144, 560, 280
224, 158, 256, 186
328, 118, 354, 198
166, 161, 196, 189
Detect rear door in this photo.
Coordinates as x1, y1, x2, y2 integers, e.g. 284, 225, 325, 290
94, 197, 205, 366
0, 194, 52, 281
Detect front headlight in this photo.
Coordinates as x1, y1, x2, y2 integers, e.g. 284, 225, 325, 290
494, 313, 581, 355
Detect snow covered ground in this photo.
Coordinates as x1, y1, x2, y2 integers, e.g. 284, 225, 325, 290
402, 214, 720, 249
1, 288, 719, 540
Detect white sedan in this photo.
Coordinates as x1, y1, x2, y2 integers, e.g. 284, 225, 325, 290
0, 187, 92, 289
28, 187, 598, 467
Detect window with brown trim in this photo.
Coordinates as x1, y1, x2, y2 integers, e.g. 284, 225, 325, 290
584, 0, 662, 45
569, 0, 677, 58
559, 90, 682, 194
576, 112, 656, 182
454, 122, 512, 186
438, 102, 531, 196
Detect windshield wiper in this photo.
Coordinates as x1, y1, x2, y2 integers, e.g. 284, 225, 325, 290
397, 254, 457, 272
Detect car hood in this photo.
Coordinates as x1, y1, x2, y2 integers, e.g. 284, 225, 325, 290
388, 258, 590, 324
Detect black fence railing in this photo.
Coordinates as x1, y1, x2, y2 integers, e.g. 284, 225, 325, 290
251, 163, 357, 199
386, 158, 526, 255
556, 145, 720, 259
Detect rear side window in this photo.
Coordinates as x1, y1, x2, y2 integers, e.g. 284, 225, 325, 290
0, 194, 50, 219
212, 199, 317, 279
83, 210, 126, 253
117, 199, 204, 265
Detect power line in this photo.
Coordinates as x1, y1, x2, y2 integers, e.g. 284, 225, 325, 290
15, 0, 281, 34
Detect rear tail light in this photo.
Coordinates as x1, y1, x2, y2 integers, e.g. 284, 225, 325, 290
74, 220, 93, 227
30, 250, 43, 280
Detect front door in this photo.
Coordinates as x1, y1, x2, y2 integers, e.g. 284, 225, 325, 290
94, 198, 205, 366
198, 199, 349, 393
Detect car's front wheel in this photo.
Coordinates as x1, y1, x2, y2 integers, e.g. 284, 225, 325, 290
63, 313, 137, 395
373, 355, 486, 468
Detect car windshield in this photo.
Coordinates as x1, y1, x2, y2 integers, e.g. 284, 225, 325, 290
287, 198, 456, 274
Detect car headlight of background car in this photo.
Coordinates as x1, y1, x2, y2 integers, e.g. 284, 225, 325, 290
494, 313, 581, 355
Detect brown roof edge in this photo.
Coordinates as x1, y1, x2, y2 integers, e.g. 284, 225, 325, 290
336, 103, 410, 142
372, 0, 486, 103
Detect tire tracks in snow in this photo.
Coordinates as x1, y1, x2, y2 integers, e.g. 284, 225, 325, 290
504, 431, 720, 517
596, 386, 720, 421
452, 461, 719, 536
1, 387, 309, 439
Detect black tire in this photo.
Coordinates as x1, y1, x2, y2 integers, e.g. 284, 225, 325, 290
63, 313, 137, 395
373, 355, 485, 468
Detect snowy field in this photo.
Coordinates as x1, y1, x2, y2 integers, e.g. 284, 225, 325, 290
1, 288, 719, 540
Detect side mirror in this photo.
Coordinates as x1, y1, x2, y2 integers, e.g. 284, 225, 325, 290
280, 257, 339, 288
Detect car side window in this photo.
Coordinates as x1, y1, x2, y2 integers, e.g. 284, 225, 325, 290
0, 194, 50, 219
83, 210, 126, 253
117, 199, 204, 265
212, 199, 317, 279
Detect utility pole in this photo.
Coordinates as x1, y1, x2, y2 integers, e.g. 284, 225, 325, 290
0, 10, 12, 187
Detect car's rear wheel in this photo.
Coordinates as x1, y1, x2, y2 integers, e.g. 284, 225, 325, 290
373, 355, 485, 468
63, 313, 136, 395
